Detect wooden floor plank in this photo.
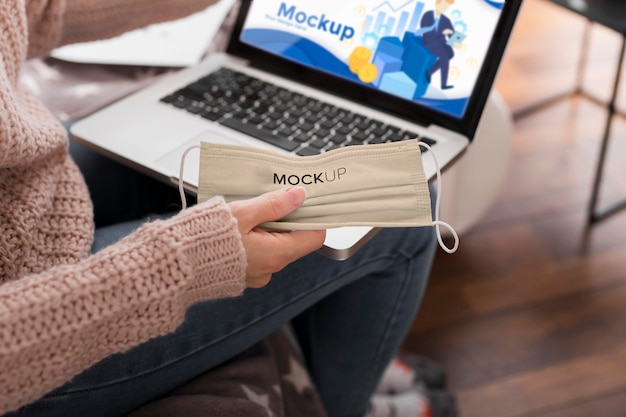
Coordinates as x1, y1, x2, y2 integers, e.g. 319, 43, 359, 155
406, 284, 626, 388
455, 343, 626, 417
533, 391, 626, 417
463, 247, 626, 314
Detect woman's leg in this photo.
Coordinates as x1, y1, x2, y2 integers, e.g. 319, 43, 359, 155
292, 225, 436, 417
68, 134, 186, 228
9, 223, 436, 417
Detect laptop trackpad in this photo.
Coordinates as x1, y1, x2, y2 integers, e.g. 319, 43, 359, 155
155, 125, 282, 186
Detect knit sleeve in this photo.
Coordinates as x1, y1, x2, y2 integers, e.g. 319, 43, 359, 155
24, 0, 220, 57
0, 196, 248, 414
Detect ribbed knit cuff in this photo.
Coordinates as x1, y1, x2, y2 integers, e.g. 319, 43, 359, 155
163, 197, 247, 301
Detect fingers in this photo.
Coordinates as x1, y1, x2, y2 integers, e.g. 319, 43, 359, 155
275, 229, 327, 263
244, 229, 326, 288
227, 187, 326, 289
230, 187, 307, 230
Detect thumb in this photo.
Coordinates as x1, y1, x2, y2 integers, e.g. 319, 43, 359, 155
232, 187, 307, 229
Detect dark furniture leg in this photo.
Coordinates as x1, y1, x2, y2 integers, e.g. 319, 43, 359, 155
513, 19, 592, 121
512, 4, 626, 223
588, 34, 626, 223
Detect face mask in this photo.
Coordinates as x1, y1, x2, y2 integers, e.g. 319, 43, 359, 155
179, 140, 458, 253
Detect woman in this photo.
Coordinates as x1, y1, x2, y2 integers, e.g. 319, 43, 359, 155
0, 1, 437, 416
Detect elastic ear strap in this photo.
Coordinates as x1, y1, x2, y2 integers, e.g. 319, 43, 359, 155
418, 141, 460, 254
179, 145, 201, 210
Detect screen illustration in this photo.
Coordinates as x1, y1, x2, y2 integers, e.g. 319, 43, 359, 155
241, 0, 505, 118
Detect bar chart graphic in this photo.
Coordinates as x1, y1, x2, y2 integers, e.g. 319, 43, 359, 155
361, 0, 425, 47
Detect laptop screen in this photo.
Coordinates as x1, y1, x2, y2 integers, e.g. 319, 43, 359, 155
238, 0, 506, 119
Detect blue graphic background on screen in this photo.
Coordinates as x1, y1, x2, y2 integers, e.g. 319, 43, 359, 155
240, 29, 360, 82
238, 0, 508, 118
484, 0, 504, 9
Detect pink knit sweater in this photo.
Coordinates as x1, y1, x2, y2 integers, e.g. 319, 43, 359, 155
0, 0, 248, 414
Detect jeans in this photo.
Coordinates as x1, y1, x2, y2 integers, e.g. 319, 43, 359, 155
7, 138, 437, 417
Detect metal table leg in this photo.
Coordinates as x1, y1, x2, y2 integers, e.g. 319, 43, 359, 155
513, 19, 592, 121
588, 34, 626, 223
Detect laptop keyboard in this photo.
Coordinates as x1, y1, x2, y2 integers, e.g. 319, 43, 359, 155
160, 67, 436, 156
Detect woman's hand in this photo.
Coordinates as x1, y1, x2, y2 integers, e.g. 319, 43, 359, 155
228, 187, 326, 288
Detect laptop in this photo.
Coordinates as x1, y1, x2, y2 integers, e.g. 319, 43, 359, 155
71, 0, 522, 260
447, 31, 466, 47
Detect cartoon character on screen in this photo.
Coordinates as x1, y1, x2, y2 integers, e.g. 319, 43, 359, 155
417, 0, 458, 90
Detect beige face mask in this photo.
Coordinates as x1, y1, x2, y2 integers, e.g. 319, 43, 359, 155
179, 140, 458, 253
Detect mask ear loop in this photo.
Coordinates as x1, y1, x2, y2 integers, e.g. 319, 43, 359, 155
178, 144, 201, 211
417, 141, 460, 254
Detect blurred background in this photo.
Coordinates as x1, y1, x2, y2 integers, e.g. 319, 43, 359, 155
403, 0, 626, 416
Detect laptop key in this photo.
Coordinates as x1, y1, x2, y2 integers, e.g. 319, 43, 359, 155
220, 117, 299, 152
314, 127, 331, 138
309, 138, 328, 149
305, 113, 323, 123
277, 126, 296, 137
297, 121, 315, 132
404, 130, 420, 139
418, 137, 437, 153
387, 131, 404, 141
186, 105, 204, 115
368, 137, 386, 144
160, 94, 177, 104
328, 133, 346, 144
247, 115, 265, 125
371, 126, 388, 137
351, 131, 368, 143
297, 147, 320, 156
261, 120, 281, 131
336, 125, 353, 135
172, 97, 192, 109
200, 109, 222, 121
293, 132, 311, 143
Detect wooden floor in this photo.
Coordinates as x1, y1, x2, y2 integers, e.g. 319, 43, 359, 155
402, 1, 626, 416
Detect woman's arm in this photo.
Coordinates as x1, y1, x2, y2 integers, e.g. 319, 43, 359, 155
0, 188, 324, 415
0, 198, 247, 414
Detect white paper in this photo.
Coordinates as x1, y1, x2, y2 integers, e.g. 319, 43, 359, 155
50, 0, 236, 67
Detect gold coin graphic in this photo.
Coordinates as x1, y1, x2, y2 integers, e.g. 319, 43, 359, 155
352, 46, 371, 61
349, 46, 372, 73
358, 63, 378, 83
